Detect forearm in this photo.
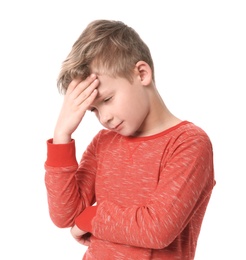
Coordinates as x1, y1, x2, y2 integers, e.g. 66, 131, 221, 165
89, 150, 214, 249
45, 166, 83, 227
44, 139, 82, 227
92, 201, 175, 249
44, 138, 98, 228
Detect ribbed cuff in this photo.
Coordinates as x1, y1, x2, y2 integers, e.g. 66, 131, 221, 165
45, 138, 77, 167
75, 206, 98, 233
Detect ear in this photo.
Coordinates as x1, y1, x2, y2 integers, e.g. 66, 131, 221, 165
134, 61, 152, 85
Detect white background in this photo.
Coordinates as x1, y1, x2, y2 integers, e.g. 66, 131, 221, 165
0, 1, 245, 259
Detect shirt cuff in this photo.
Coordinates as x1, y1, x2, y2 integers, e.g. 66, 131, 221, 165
45, 138, 77, 167
75, 206, 98, 233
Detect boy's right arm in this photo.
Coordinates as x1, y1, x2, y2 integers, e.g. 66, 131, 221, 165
44, 74, 99, 227
45, 132, 99, 228
53, 74, 99, 144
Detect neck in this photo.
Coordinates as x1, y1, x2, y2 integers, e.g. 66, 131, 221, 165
135, 86, 182, 137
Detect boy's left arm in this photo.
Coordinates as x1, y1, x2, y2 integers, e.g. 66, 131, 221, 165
74, 134, 215, 249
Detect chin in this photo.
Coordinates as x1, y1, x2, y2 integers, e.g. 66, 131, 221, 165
122, 129, 141, 137
116, 128, 134, 137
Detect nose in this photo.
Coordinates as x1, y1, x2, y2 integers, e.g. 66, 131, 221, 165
98, 109, 113, 125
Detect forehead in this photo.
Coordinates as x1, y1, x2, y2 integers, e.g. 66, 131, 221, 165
95, 74, 117, 96
93, 73, 133, 100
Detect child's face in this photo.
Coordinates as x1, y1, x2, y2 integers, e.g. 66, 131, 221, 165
89, 73, 150, 137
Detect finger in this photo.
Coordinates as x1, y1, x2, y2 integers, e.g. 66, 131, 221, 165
82, 240, 91, 246
76, 79, 98, 104
66, 78, 82, 95
76, 238, 90, 246
80, 233, 91, 246
73, 235, 91, 246
77, 88, 98, 110
74, 79, 99, 105
69, 74, 97, 98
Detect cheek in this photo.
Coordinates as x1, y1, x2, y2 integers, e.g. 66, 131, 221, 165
115, 88, 148, 117
125, 100, 148, 123
120, 97, 136, 114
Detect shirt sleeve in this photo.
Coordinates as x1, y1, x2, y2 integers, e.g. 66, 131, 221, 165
45, 138, 77, 167
75, 206, 98, 232
44, 133, 100, 228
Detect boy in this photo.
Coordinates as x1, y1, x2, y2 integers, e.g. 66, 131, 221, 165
44, 19, 215, 260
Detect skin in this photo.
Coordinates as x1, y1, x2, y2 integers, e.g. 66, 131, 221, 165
53, 61, 181, 245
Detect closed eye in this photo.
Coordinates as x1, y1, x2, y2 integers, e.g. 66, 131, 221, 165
104, 97, 112, 103
89, 96, 112, 112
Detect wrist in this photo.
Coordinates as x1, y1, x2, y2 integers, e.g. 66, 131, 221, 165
53, 132, 71, 144
45, 139, 77, 167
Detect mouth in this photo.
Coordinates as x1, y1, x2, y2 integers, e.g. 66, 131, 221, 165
112, 122, 123, 131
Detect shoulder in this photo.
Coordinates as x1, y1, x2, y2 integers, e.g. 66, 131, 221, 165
157, 121, 214, 159
175, 121, 212, 143
176, 121, 208, 134
174, 121, 213, 157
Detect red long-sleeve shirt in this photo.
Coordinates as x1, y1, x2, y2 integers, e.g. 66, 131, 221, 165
45, 121, 215, 260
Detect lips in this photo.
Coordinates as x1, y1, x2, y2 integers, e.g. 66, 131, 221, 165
112, 122, 123, 131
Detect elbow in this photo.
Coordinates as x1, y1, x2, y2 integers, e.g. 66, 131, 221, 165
150, 239, 171, 250
137, 225, 176, 249
49, 213, 74, 228
142, 235, 171, 250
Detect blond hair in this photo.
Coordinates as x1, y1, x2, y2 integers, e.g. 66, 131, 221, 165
57, 19, 155, 93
